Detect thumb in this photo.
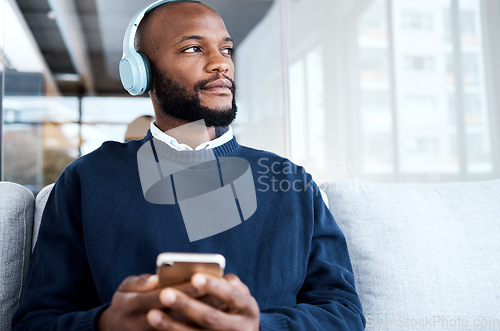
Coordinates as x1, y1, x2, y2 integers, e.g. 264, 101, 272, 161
118, 274, 158, 293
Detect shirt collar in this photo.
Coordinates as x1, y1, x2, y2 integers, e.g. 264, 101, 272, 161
150, 121, 233, 151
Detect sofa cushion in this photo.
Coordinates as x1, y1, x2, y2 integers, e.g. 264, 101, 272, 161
33, 183, 54, 251
0, 182, 35, 330
321, 179, 500, 330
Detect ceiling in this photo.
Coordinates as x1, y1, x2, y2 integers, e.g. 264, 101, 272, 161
15, 0, 274, 96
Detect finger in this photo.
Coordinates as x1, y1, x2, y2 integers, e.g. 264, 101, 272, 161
123, 289, 165, 311
115, 279, 214, 314
147, 308, 202, 331
115, 278, 208, 315
159, 288, 238, 330
118, 274, 158, 293
171, 282, 204, 298
170, 278, 227, 310
223, 274, 251, 295
192, 273, 255, 312
198, 294, 228, 311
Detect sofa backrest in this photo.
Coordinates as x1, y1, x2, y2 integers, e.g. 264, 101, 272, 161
321, 179, 500, 330
33, 184, 54, 252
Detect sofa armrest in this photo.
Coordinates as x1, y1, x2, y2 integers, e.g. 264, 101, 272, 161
0, 182, 35, 331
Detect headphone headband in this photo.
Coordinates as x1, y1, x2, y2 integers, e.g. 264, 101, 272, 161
120, 0, 176, 95
122, 0, 172, 55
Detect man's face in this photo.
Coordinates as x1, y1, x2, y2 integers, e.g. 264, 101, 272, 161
147, 3, 236, 125
151, 63, 237, 127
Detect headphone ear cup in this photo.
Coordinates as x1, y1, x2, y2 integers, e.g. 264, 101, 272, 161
120, 0, 171, 95
139, 52, 152, 93
119, 51, 151, 96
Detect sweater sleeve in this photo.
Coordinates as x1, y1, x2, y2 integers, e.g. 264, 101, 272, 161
259, 183, 366, 330
12, 171, 107, 330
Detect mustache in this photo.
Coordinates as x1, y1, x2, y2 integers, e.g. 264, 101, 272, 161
195, 74, 236, 95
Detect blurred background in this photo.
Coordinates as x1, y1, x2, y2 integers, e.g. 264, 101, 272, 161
0, 0, 499, 193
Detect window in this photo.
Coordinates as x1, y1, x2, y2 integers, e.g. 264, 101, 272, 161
403, 56, 435, 72
357, 0, 496, 180
402, 12, 433, 31
289, 45, 326, 168
4, 0, 496, 188
2, 96, 154, 192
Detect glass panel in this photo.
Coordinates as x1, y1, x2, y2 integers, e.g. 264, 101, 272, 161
81, 97, 155, 154
3, 97, 80, 191
358, 0, 394, 174
290, 59, 307, 162
233, 1, 285, 156
305, 46, 326, 166
81, 97, 154, 124
289, 46, 325, 170
392, 0, 459, 174
4, 96, 79, 123
43, 123, 80, 185
3, 124, 42, 190
460, 0, 491, 173
81, 124, 128, 155
0, 0, 4, 181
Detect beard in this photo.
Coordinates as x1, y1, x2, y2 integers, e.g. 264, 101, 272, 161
151, 65, 237, 127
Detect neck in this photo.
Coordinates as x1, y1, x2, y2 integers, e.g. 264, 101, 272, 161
155, 114, 216, 149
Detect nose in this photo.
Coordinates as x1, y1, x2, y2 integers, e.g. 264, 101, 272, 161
206, 51, 231, 73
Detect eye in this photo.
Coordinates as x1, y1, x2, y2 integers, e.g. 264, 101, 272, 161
183, 46, 202, 53
222, 47, 233, 56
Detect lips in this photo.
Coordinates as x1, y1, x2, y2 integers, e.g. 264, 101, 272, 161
202, 79, 232, 93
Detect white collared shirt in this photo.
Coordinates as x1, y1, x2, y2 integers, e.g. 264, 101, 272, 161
150, 121, 234, 151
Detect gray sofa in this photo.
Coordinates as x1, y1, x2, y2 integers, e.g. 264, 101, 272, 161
0, 182, 53, 331
1, 179, 499, 330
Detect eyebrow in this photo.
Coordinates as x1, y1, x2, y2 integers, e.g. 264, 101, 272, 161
176, 35, 233, 44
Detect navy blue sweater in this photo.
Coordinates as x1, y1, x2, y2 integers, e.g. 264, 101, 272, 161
13, 132, 365, 330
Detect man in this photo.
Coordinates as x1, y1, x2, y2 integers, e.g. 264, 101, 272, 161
13, 1, 365, 330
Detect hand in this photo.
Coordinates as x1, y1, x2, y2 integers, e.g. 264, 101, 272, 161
98, 274, 162, 331
147, 273, 260, 330
98, 274, 207, 331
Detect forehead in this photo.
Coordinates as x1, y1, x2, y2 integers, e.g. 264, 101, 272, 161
148, 2, 231, 44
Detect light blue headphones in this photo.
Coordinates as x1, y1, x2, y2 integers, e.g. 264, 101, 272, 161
119, 0, 174, 96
